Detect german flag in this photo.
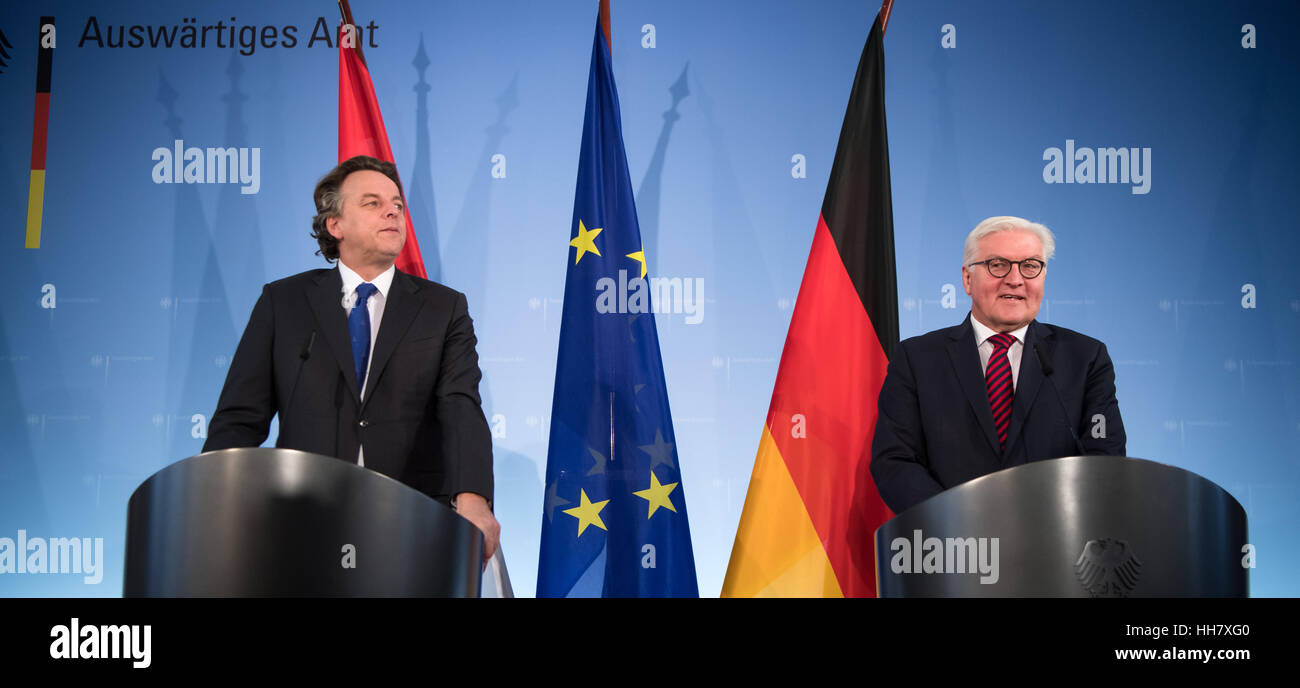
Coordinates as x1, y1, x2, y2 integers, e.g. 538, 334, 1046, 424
26, 17, 53, 249
722, 6, 897, 598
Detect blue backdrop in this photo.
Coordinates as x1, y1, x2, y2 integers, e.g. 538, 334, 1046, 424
1, 0, 1296, 597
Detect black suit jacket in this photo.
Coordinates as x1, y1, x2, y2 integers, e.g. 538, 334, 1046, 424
870, 315, 1125, 513
203, 267, 493, 504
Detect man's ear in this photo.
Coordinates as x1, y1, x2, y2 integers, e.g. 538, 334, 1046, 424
961, 266, 972, 296
326, 216, 342, 240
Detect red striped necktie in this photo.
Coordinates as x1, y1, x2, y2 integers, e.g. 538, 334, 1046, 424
985, 333, 1016, 451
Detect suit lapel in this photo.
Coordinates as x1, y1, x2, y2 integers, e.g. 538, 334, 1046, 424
1003, 320, 1049, 458
946, 316, 1001, 456
307, 268, 361, 405
362, 269, 424, 408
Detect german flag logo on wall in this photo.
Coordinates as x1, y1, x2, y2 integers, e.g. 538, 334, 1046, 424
27, 17, 54, 249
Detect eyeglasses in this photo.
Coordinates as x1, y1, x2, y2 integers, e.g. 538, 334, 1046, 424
967, 257, 1045, 279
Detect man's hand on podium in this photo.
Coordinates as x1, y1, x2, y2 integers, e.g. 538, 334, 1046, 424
454, 492, 500, 565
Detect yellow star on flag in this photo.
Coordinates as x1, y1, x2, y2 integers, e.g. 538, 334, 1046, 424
632, 470, 679, 519
625, 249, 647, 279
569, 220, 603, 265
562, 488, 610, 536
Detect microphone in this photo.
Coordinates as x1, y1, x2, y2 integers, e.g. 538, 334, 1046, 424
333, 372, 346, 458
284, 331, 316, 427
1033, 342, 1086, 456
301, 332, 317, 360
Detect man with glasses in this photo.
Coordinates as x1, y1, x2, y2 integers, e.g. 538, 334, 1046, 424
870, 216, 1126, 513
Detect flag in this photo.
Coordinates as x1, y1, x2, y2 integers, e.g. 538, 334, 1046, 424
536, 10, 698, 597
336, 9, 427, 278
26, 17, 53, 249
722, 10, 897, 598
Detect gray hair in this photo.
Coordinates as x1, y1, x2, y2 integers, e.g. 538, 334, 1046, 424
962, 216, 1056, 266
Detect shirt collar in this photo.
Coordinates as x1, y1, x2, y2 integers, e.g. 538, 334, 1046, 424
337, 261, 395, 302
969, 313, 1029, 347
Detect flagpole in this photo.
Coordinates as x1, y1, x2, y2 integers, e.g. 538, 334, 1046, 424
880, 0, 895, 34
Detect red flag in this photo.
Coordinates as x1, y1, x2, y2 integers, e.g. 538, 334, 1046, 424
723, 7, 897, 597
336, 11, 426, 278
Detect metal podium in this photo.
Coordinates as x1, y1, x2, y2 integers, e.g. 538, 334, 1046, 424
874, 456, 1249, 597
124, 448, 483, 597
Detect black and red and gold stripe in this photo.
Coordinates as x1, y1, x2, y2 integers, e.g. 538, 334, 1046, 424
26, 16, 54, 249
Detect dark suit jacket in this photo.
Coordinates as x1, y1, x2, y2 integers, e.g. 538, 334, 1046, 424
203, 267, 493, 505
870, 315, 1125, 513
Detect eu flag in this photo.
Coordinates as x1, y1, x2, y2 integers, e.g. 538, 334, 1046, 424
536, 18, 698, 597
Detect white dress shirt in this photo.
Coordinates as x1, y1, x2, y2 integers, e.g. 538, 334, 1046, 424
338, 261, 396, 466
970, 314, 1029, 390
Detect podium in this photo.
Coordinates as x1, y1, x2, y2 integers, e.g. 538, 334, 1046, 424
874, 456, 1249, 597
124, 448, 483, 597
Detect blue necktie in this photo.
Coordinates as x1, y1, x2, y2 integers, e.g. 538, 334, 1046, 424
348, 282, 378, 394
